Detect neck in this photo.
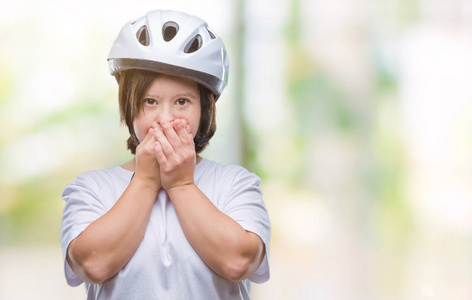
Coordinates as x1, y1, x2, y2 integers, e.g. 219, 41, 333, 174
121, 155, 203, 172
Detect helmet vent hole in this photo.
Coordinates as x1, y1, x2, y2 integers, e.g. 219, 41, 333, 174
163, 22, 179, 42
136, 26, 150, 46
207, 27, 216, 39
184, 35, 202, 53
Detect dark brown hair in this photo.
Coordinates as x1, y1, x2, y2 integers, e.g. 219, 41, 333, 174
118, 69, 216, 155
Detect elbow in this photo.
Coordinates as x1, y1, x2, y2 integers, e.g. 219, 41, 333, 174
221, 257, 253, 282
81, 260, 111, 284
68, 250, 113, 284
218, 233, 265, 282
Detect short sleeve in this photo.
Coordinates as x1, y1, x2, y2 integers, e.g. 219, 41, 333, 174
220, 166, 271, 283
60, 172, 107, 287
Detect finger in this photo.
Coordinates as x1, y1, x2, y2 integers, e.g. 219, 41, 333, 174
154, 125, 177, 158
172, 118, 186, 128
174, 120, 194, 148
141, 127, 154, 145
160, 120, 182, 148
173, 119, 191, 135
154, 141, 167, 165
136, 128, 156, 154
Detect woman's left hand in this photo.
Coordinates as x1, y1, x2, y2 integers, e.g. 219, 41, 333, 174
153, 119, 196, 192
154, 119, 266, 282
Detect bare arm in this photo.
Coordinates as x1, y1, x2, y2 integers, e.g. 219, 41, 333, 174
168, 185, 265, 281
154, 120, 265, 281
66, 128, 161, 284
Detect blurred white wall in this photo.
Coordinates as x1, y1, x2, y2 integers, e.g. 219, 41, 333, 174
2, 0, 472, 299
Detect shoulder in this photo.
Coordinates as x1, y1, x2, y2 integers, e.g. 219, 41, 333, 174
68, 168, 113, 187
63, 167, 129, 197
198, 159, 261, 186
62, 166, 132, 212
196, 159, 262, 204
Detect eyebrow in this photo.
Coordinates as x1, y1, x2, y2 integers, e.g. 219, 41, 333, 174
143, 93, 161, 99
174, 92, 197, 99
143, 92, 197, 99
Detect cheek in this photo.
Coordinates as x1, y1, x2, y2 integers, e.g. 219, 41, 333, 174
190, 122, 200, 137
178, 108, 201, 137
188, 114, 201, 137
132, 120, 142, 142
133, 117, 152, 142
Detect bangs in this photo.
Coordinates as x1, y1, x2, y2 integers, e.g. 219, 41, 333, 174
118, 70, 217, 155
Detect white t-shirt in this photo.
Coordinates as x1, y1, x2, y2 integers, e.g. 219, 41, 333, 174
60, 158, 270, 300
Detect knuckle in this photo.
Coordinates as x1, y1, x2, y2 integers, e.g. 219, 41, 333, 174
175, 157, 183, 165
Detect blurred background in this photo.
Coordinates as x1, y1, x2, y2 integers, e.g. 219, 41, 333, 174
1, 0, 472, 299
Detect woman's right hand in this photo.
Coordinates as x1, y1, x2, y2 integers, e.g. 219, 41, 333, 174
134, 127, 161, 191
66, 127, 162, 284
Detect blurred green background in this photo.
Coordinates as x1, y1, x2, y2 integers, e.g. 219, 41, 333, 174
2, 0, 472, 299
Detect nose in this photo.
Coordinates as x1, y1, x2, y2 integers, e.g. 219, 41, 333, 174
156, 104, 174, 124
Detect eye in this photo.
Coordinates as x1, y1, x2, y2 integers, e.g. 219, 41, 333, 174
176, 98, 189, 106
144, 98, 157, 105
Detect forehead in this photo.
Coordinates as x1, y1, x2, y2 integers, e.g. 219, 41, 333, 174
144, 74, 199, 98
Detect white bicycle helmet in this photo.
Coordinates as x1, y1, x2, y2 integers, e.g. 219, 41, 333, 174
108, 10, 229, 99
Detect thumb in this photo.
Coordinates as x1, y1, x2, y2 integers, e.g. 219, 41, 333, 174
140, 128, 155, 145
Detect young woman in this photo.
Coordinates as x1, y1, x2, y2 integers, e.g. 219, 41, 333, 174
60, 9, 270, 299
